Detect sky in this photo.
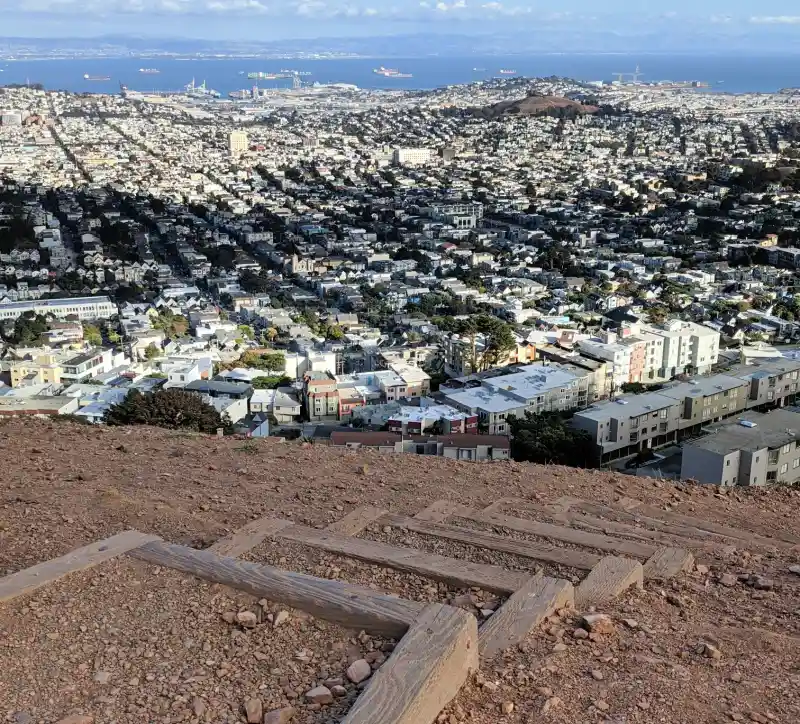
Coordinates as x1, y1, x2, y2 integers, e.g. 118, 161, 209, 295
4, 0, 800, 42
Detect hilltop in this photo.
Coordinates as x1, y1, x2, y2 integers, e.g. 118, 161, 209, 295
471, 94, 600, 120
0, 419, 798, 724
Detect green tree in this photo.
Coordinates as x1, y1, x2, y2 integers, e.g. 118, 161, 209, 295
7, 313, 48, 345
251, 375, 292, 389
508, 412, 597, 467
83, 324, 103, 346
144, 343, 162, 359
324, 324, 345, 340
105, 389, 231, 434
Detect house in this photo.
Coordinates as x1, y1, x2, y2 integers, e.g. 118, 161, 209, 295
328, 432, 510, 461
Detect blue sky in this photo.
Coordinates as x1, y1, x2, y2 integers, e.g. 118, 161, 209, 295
4, 0, 800, 40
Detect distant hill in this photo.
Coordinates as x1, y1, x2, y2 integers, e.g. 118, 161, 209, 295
472, 94, 600, 120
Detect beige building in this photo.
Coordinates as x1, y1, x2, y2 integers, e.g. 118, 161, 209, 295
9, 352, 63, 388
229, 131, 249, 156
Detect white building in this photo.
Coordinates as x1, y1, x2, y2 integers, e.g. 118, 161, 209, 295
229, 131, 249, 156
393, 148, 433, 166
0, 296, 117, 322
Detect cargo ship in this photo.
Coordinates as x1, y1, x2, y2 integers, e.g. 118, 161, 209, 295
139, 68, 160, 74
184, 78, 220, 98
280, 69, 312, 76
498, 69, 517, 75
373, 66, 413, 78
83, 74, 111, 81
247, 71, 280, 80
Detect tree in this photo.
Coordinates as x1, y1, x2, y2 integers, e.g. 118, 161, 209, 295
251, 375, 292, 389
105, 389, 231, 434
507, 412, 597, 467
6, 313, 48, 345
83, 324, 103, 346
324, 324, 345, 341
152, 310, 188, 339
144, 342, 162, 359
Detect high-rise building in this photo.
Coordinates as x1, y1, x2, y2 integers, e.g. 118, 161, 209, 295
229, 131, 249, 156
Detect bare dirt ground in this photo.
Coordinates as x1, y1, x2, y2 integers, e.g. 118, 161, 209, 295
1, 418, 799, 724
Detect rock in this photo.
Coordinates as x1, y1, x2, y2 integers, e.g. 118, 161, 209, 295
244, 698, 263, 724
748, 713, 769, 724
12, 713, 32, 724
331, 685, 347, 697
553, 643, 567, 652
56, 717, 94, 724
192, 697, 206, 717
273, 610, 290, 628
696, 564, 710, 575
572, 627, 589, 639
346, 659, 372, 684
542, 696, 562, 715
237, 611, 258, 628
666, 593, 685, 608
501, 702, 514, 715
536, 687, 553, 697
638, 699, 651, 710
788, 564, 800, 575
719, 574, 738, 588
482, 681, 499, 693
591, 669, 604, 681
580, 614, 614, 635
697, 641, 722, 659
323, 677, 344, 688
305, 686, 333, 705
93, 671, 112, 685
746, 574, 774, 591
595, 700, 610, 712
264, 707, 297, 724
622, 618, 638, 629
730, 672, 743, 683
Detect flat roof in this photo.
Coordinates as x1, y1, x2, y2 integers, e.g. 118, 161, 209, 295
0, 296, 114, 309
444, 387, 524, 413
483, 364, 578, 399
659, 374, 748, 401
687, 409, 800, 454
576, 392, 678, 421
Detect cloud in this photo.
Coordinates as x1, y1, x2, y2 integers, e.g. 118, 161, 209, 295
749, 16, 800, 24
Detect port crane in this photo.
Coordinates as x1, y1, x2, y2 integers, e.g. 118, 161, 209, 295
612, 65, 644, 84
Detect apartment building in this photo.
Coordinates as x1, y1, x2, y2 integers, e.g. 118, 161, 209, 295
0, 296, 117, 322
443, 363, 592, 435
60, 348, 120, 384
681, 410, 800, 487
8, 351, 63, 387
573, 359, 800, 464
303, 371, 340, 422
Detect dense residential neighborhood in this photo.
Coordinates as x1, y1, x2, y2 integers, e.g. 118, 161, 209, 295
5, 75, 800, 481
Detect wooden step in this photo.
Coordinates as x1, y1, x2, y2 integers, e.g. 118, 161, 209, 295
575, 556, 643, 609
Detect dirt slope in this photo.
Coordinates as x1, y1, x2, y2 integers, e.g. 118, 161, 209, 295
0, 418, 798, 724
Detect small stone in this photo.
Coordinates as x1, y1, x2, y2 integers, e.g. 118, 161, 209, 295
192, 697, 206, 717
581, 614, 614, 635
666, 593, 685, 608
747, 574, 774, 591
730, 672, 743, 683
536, 687, 553, 697
553, 643, 567, 652
542, 696, 562, 714
501, 702, 514, 715
56, 717, 93, 724
638, 699, 651, 710
591, 669, 604, 681
347, 659, 372, 684
237, 611, 258, 628
323, 677, 344, 688
719, 573, 738, 587
264, 707, 297, 724
696, 564, 709, 575
572, 628, 589, 640
244, 698, 262, 724
748, 713, 769, 724
789, 565, 800, 576
622, 619, 638, 629
482, 681, 499, 693
305, 686, 333, 705
331, 685, 347, 697
273, 610, 290, 628
12, 713, 33, 724
93, 671, 112, 685
595, 700, 610, 712
697, 641, 722, 660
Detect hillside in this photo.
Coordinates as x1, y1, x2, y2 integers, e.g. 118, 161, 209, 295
1, 418, 798, 724
472, 94, 600, 120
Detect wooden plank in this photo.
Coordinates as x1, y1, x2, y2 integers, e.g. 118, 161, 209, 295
466, 508, 658, 560
576, 556, 643, 609
642, 547, 695, 581
0, 531, 160, 603
128, 540, 423, 638
328, 506, 388, 536
342, 603, 478, 724
414, 501, 473, 523
210, 518, 293, 558
481, 498, 518, 515
379, 513, 601, 572
479, 575, 574, 660
277, 521, 530, 594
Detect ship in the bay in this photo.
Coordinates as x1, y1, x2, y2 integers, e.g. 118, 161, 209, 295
373, 66, 413, 79
139, 68, 160, 74
184, 78, 220, 99
247, 72, 281, 80
83, 74, 111, 81
498, 69, 517, 75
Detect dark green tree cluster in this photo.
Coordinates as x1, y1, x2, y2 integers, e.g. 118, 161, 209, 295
251, 375, 292, 389
105, 389, 231, 434
4, 312, 48, 345
507, 412, 597, 467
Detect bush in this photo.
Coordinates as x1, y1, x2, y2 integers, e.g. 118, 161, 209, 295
508, 411, 597, 468
105, 389, 231, 434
